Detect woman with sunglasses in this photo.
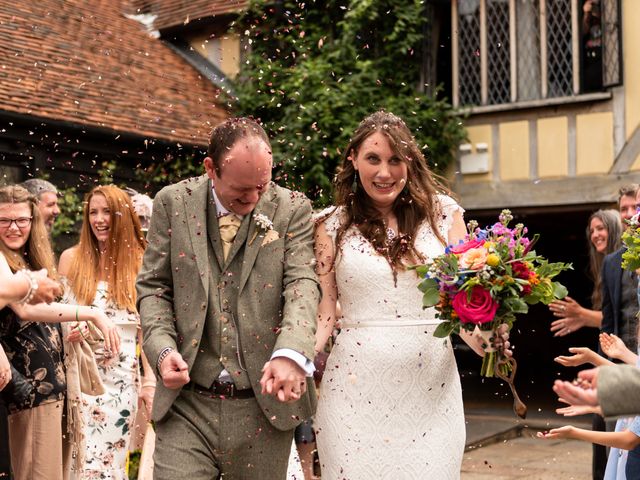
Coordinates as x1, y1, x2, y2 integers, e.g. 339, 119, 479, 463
0, 185, 119, 480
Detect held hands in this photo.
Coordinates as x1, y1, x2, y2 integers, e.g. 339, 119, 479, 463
260, 357, 307, 403
554, 347, 597, 367
159, 351, 189, 390
0, 346, 10, 391
549, 297, 585, 336
29, 270, 62, 304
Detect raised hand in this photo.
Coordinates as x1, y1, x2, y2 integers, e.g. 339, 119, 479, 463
556, 403, 601, 416
159, 351, 189, 390
65, 321, 90, 343
554, 347, 597, 367
28, 269, 62, 304
599, 333, 632, 362
549, 297, 585, 336
552, 376, 599, 408
260, 357, 307, 403
536, 425, 575, 440
91, 311, 121, 356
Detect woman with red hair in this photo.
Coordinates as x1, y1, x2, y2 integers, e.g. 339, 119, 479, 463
59, 185, 154, 479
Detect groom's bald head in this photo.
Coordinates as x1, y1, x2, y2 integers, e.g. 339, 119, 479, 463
207, 117, 271, 177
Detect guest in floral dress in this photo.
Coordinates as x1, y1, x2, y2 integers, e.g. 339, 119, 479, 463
59, 185, 153, 480
0, 185, 120, 480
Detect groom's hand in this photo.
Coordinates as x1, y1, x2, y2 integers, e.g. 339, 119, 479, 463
260, 357, 306, 403
160, 351, 190, 389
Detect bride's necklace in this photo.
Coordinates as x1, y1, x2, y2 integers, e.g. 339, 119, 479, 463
385, 226, 397, 245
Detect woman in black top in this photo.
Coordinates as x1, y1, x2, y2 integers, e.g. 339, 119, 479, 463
0, 185, 119, 480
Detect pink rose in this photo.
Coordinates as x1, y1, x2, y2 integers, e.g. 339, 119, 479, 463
449, 238, 484, 254
452, 286, 498, 325
459, 247, 488, 270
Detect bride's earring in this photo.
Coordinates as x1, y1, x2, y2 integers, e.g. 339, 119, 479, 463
351, 171, 358, 193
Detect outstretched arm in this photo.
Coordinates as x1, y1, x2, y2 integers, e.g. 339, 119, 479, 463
600, 333, 638, 365
538, 425, 640, 450
9, 302, 120, 354
555, 347, 613, 368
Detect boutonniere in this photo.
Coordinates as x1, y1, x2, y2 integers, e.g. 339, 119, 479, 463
249, 213, 278, 245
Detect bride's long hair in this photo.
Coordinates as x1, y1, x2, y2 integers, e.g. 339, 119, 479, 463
326, 111, 452, 274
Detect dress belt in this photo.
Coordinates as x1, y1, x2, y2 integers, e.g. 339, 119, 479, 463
185, 380, 255, 399
339, 319, 442, 328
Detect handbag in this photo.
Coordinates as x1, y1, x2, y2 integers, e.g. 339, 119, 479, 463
1, 364, 34, 407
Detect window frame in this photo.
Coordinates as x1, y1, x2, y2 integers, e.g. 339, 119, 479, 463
451, 0, 620, 109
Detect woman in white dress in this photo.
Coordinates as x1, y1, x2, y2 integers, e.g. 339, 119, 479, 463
313, 111, 492, 479
59, 185, 154, 479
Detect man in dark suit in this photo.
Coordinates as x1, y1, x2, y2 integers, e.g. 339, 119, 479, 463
595, 184, 639, 479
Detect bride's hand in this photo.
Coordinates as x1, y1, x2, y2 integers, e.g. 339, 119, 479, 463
491, 323, 512, 358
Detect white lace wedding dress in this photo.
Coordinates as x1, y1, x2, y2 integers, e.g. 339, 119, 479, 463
314, 195, 466, 479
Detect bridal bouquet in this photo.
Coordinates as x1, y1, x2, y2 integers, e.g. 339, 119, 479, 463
621, 211, 640, 271
415, 210, 571, 378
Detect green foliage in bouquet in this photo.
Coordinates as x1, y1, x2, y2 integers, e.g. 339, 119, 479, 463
414, 210, 572, 377
622, 214, 640, 271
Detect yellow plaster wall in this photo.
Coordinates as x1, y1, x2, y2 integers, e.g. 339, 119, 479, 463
189, 32, 241, 79
576, 112, 614, 174
462, 125, 492, 183
624, 0, 640, 140
499, 121, 529, 180
537, 117, 568, 178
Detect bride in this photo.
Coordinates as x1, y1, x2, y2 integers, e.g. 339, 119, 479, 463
313, 111, 494, 479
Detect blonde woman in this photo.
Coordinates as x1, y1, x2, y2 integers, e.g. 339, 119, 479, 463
0, 185, 119, 480
59, 185, 154, 479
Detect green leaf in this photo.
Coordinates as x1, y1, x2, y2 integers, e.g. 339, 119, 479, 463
504, 297, 529, 314
433, 321, 456, 338
417, 277, 437, 293
422, 286, 440, 307
552, 282, 569, 300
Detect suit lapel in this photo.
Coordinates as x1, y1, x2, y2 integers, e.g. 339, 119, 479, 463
239, 187, 277, 294
184, 177, 214, 293
206, 187, 225, 270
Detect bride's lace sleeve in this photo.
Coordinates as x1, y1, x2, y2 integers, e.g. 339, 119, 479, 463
436, 194, 465, 239
313, 206, 343, 244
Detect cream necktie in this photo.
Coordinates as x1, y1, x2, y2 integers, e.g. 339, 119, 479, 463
218, 214, 242, 260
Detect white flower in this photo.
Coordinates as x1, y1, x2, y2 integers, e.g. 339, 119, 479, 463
253, 213, 273, 232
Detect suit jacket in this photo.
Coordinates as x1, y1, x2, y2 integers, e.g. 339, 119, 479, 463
599, 364, 640, 418
136, 175, 320, 430
601, 247, 624, 335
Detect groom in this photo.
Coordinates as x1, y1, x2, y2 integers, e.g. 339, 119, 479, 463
136, 118, 319, 479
